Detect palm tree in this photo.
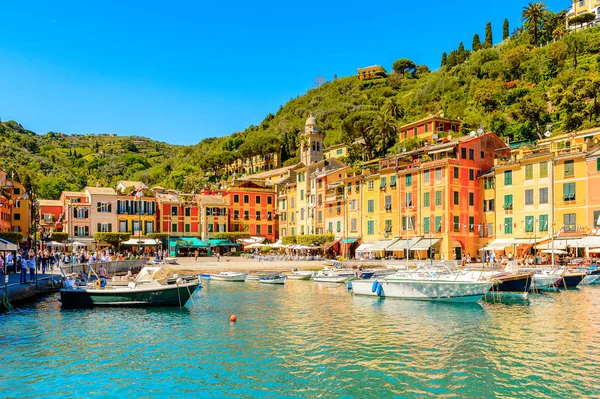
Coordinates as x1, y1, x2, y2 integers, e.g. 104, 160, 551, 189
369, 113, 397, 158
383, 98, 404, 120
522, 2, 548, 45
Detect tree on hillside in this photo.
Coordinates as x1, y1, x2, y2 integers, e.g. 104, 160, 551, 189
522, 2, 548, 45
484, 22, 493, 48
472, 33, 481, 51
441, 52, 447, 67
392, 58, 416, 78
503, 18, 510, 40
341, 111, 379, 160
569, 12, 596, 31
369, 113, 397, 157
565, 32, 587, 69
383, 98, 404, 120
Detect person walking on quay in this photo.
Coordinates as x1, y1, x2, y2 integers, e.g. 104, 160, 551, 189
194, 250, 199, 262
28, 250, 36, 283
0, 254, 4, 282
20, 252, 28, 284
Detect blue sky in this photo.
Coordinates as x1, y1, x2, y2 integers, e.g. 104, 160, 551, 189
0, 0, 567, 145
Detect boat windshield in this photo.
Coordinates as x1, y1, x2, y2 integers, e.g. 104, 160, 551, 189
134, 267, 170, 283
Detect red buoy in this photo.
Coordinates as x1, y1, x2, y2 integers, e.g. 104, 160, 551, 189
229, 314, 237, 323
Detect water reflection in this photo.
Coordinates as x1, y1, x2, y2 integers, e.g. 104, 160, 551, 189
0, 283, 598, 398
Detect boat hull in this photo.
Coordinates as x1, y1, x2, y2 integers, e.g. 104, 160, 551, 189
489, 273, 532, 297
60, 282, 200, 308
351, 279, 492, 303
313, 275, 354, 283
259, 276, 286, 284
555, 273, 586, 288
532, 275, 561, 290
210, 272, 248, 282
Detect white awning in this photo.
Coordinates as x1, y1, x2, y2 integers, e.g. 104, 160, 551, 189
535, 240, 569, 250
368, 239, 399, 252
411, 238, 441, 250
484, 238, 516, 250
567, 236, 600, 248
0, 238, 18, 251
355, 243, 373, 252
123, 238, 160, 246
387, 237, 423, 251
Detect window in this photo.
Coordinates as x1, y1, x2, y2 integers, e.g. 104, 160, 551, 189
146, 221, 154, 233
234, 194, 239, 203
384, 219, 392, 233
435, 216, 442, 233
481, 151, 484, 159
267, 211, 272, 220
119, 220, 128, 232
405, 192, 412, 207
405, 174, 412, 186
594, 210, 600, 227
469, 169, 474, 181
256, 211, 261, 220
300, 209, 304, 220
453, 167, 459, 179
172, 223, 177, 233
355, 182, 360, 192
564, 160, 575, 177
185, 207, 191, 217
75, 226, 89, 237
185, 224, 191, 233
402, 216, 415, 230
351, 218, 357, 232
424, 192, 430, 207
539, 187, 548, 204
525, 216, 534, 232
539, 161, 548, 178
503, 194, 513, 210
256, 196, 261, 204
469, 216, 474, 232
336, 221, 341, 233
435, 190, 442, 206
435, 167, 442, 180
233, 210, 239, 220
453, 216, 460, 232
13, 188, 20, 195
380, 176, 387, 189
97, 202, 111, 213
564, 213, 576, 232
525, 189, 534, 205
484, 199, 495, 212
244, 210, 249, 220
76, 208, 88, 218
384, 195, 392, 211
469, 149, 474, 160
469, 192, 474, 206
267, 196, 272, 205
453, 191, 459, 205
537, 214, 548, 231
300, 190, 304, 201
424, 170, 430, 182
423, 217, 430, 234
597, 158, 600, 172
425, 123, 429, 133
523, 164, 533, 180
563, 183, 576, 201
13, 214, 20, 221
484, 176, 494, 189
504, 170, 512, 186
268, 225, 273, 235
413, 127, 417, 136
290, 197, 294, 208
367, 220, 374, 235
505, 217, 513, 234
244, 195, 249, 204
390, 175, 397, 187
368, 181, 374, 190
171, 206, 178, 216
290, 212, 294, 222
255, 225, 261, 235
461, 148, 467, 159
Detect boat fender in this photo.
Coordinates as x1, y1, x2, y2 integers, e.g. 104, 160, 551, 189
375, 282, 383, 296
371, 280, 379, 293
94, 279, 101, 289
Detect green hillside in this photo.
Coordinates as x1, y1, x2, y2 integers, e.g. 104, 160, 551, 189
2, 3, 600, 198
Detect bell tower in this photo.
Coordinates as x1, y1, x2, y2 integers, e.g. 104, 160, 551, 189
300, 114, 323, 166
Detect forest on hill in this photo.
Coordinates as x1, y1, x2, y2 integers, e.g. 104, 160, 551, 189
2, 2, 600, 199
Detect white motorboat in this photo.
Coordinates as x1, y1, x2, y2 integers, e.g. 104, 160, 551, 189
351, 263, 492, 303
285, 269, 314, 280
259, 276, 286, 284
313, 269, 355, 283
209, 272, 248, 282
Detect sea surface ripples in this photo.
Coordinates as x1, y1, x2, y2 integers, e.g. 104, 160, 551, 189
1, 282, 599, 398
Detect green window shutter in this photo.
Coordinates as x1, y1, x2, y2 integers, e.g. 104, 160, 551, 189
368, 200, 374, 213
504, 170, 512, 186
505, 217, 513, 234
424, 217, 430, 234
453, 216, 460, 232
525, 216, 534, 232
435, 216, 442, 232
424, 192, 430, 207
597, 158, 600, 172
453, 191, 459, 205
539, 215, 548, 231
468, 216, 474, 232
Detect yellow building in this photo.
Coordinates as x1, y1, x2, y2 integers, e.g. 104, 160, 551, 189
567, 1, 600, 30
361, 171, 381, 243
228, 152, 282, 175
324, 144, 350, 160
116, 194, 157, 239
197, 194, 228, 240
357, 65, 387, 80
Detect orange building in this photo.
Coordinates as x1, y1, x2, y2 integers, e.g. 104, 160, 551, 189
357, 65, 387, 80
398, 114, 460, 141
38, 200, 64, 235
223, 181, 277, 241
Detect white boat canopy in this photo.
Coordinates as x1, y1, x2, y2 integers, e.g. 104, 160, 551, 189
411, 238, 441, 250
122, 238, 160, 246
367, 239, 399, 252
355, 243, 373, 253
567, 236, 600, 248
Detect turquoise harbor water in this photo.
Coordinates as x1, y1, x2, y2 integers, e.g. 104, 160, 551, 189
1, 282, 599, 398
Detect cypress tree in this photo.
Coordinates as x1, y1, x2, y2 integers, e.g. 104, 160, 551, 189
441, 52, 447, 67
503, 18, 509, 40
485, 22, 493, 47
472, 33, 481, 51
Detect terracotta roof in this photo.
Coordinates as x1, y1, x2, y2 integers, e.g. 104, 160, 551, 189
116, 180, 146, 189
399, 114, 460, 130
155, 193, 181, 204
197, 195, 228, 206
62, 191, 85, 197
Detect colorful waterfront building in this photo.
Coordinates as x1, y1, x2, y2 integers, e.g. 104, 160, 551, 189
227, 152, 282, 175
85, 187, 118, 238
197, 193, 229, 240
587, 146, 600, 233
60, 191, 92, 245
323, 144, 350, 160
398, 114, 460, 142
222, 181, 277, 241
115, 191, 157, 242
38, 200, 64, 235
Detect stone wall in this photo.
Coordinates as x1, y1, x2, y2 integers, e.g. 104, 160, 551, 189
61, 260, 146, 276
